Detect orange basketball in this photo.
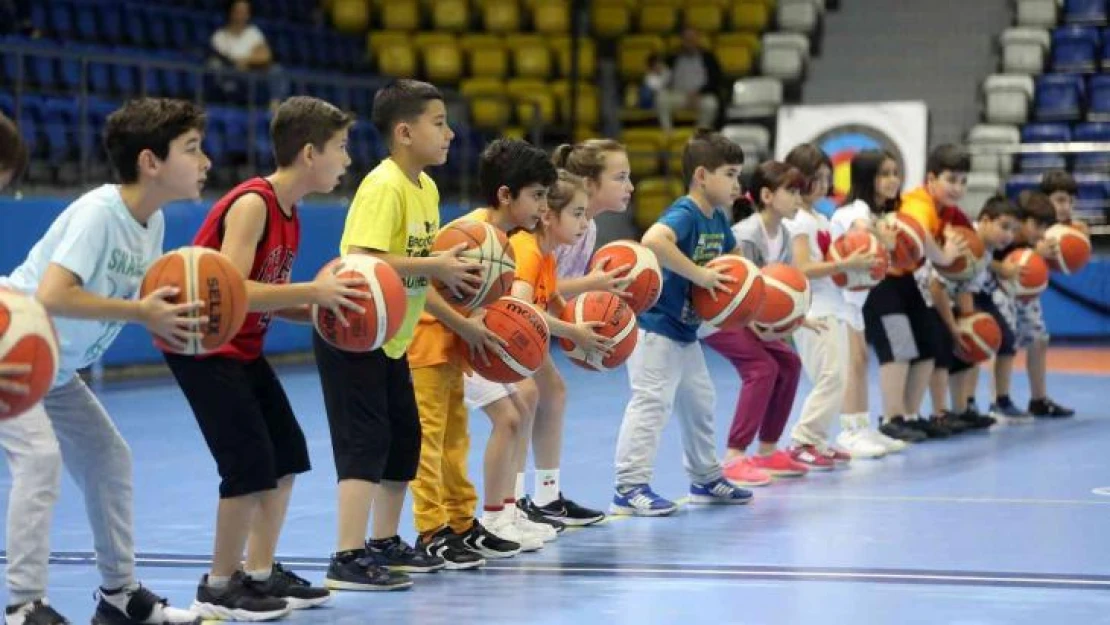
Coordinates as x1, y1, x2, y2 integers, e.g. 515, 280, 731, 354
312, 255, 408, 352
0, 289, 59, 419
690, 254, 765, 328
827, 229, 889, 291
558, 291, 638, 371
881, 212, 927, 271
1044, 224, 1091, 275
935, 225, 987, 282
588, 241, 663, 313
467, 296, 550, 383
956, 312, 1003, 363
752, 263, 811, 340
1002, 248, 1049, 302
432, 220, 515, 310
140, 247, 248, 355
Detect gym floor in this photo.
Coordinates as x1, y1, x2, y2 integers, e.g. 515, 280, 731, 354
2, 346, 1109, 624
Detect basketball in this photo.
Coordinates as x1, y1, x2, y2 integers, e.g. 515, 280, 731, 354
956, 312, 1003, 364
558, 291, 638, 371
935, 225, 987, 282
1002, 248, 1049, 302
466, 296, 550, 383
588, 240, 663, 313
140, 246, 249, 355
690, 254, 766, 328
1044, 224, 1091, 275
312, 255, 408, 352
752, 263, 811, 341
0, 289, 59, 419
881, 212, 927, 271
826, 229, 889, 291
432, 220, 516, 310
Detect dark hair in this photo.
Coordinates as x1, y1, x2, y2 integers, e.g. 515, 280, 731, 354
978, 195, 1022, 221
926, 143, 970, 176
271, 96, 354, 168
732, 160, 804, 222
784, 143, 832, 196
1017, 190, 1057, 226
478, 139, 558, 208
1040, 169, 1078, 196
370, 79, 443, 147
0, 112, 28, 184
843, 149, 900, 215
226, 0, 249, 19
681, 128, 745, 189
103, 98, 206, 184
536, 169, 587, 235
551, 138, 626, 182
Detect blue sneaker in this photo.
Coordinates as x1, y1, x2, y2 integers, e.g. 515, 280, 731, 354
689, 478, 754, 505
610, 484, 678, 517
989, 397, 1033, 424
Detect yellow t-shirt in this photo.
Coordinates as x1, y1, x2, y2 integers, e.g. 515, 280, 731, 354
891, 186, 942, 276
340, 158, 440, 359
509, 230, 557, 312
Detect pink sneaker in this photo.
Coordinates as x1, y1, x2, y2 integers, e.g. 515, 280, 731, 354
722, 457, 772, 486
750, 450, 809, 477
822, 446, 852, 466
788, 445, 835, 471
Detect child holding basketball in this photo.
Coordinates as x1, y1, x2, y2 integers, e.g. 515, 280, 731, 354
162, 96, 364, 619
313, 79, 493, 590
1041, 169, 1089, 235
0, 111, 31, 408
612, 129, 753, 516
0, 99, 206, 625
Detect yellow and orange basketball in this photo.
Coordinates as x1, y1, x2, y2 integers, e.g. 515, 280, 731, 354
1002, 248, 1049, 302
432, 220, 516, 310
558, 291, 638, 371
312, 255, 408, 353
1044, 224, 1091, 275
588, 240, 663, 314
690, 254, 765, 329
956, 312, 1003, 363
466, 296, 550, 383
827, 229, 889, 290
0, 289, 59, 420
882, 212, 927, 271
752, 263, 811, 340
935, 225, 987, 283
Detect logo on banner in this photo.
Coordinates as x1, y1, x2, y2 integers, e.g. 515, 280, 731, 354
811, 124, 905, 207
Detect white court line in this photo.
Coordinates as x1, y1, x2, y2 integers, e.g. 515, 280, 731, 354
750, 493, 1110, 506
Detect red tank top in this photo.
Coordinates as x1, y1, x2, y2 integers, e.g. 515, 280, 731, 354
193, 177, 300, 361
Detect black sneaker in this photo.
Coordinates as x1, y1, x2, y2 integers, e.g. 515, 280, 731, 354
458, 520, 521, 559
255, 563, 331, 610
5, 600, 69, 625
92, 584, 201, 625
1029, 397, 1075, 418
416, 527, 485, 570
907, 416, 951, 439
325, 550, 413, 592
192, 572, 291, 622
534, 492, 606, 527
516, 497, 566, 533
879, 416, 927, 443
958, 404, 995, 430
366, 535, 446, 573
933, 411, 968, 434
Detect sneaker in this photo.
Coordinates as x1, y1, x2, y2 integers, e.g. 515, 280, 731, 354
1029, 397, 1075, 418
535, 493, 606, 527
92, 584, 201, 625
688, 478, 753, 505
787, 445, 836, 471
516, 497, 566, 533
366, 536, 446, 573
513, 506, 558, 543
324, 551, 413, 592
255, 563, 331, 610
990, 397, 1033, 424
906, 415, 951, 439
6, 600, 68, 625
822, 446, 853, 465
610, 484, 678, 517
958, 404, 996, 430
864, 427, 907, 452
483, 512, 543, 553
879, 416, 927, 443
835, 428, 887, 459
192, 572, 291, 621
721, 456, 773, 486
933, 411, 968, 435
416, 527, 485, 571
749, 450, 809, 477
459, 519, 523, 559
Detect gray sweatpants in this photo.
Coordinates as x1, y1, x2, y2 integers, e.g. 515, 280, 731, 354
614, 330, 722, 487
0, 376, 135, 605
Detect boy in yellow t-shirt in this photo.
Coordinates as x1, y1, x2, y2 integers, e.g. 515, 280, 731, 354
313, 80, 492, 591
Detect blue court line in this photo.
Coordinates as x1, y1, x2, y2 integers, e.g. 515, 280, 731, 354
6, 552, 1110, 591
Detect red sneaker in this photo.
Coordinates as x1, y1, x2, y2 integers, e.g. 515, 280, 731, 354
750, 450, 810, 477
822, 447, 852, 466
722, 457, 773, 487
787, 446, 835, 471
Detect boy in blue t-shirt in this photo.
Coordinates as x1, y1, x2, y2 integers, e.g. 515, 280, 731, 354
612, 129, 754, 516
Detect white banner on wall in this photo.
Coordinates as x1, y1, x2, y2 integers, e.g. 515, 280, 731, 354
774, 101, 929, 210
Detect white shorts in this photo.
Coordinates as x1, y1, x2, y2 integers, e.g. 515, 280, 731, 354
840, 301, 865, 333
463, 373, 517, 410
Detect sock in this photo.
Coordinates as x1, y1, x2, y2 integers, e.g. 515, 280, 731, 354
483, 504, 504, 514
206, 575, 230, 589
534, 469, 560, 507
514, 472, 526, 500
99, 583, 139, 613
334, 548, 365, 563
246, 568, 271, 582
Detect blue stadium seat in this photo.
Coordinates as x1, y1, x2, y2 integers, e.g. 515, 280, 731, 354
43, 98, 77, 126
48, 2, 75, 41
1075, 174, 1109, 213
1064, 0, 1108, 25
88, 60, 113, 96
1034, 74, 1085, 121
20, 118, 44, 159
0, 93, 13, 119
1075, 122, 1110, 170
202, 129, 228, 166
143, 8, 171, 49
1018, 153, 1068, 173
1005, 173, 1043, 199
41, 122, 72, 164
1052, 26, 1101, 72
98, 4, 124, 45
1021, 122, 1072, 142
1089, 73, 1110, 119
254, 136, 275, 170
1076, 120, 1110, 138
124, 10, 148, 47
74, 3, 100, 42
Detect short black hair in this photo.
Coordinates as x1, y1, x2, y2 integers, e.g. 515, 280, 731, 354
978, 195, 1022, 220
103, 98, 206, 184
1018, 190, 1057, 226
1040, 169, 1078, 196
271, 96, 354, 168
681, 128, 745, 189
478, 139, 557, 208
0, 112, 28, 184
370, 79, 443, 147
926, 144, 970, 176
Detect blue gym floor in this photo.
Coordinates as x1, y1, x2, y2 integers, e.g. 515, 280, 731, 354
2, 347, 1109, 624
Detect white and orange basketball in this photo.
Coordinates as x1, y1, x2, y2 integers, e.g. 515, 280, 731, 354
956, 312, 1003, 364
467, 296, 550, 383
558, 291, 638, 371
752, 263, 811, 340
140, 246, 249, 355
690, 254, 765, 329
935, 225, 987, 283
1044, 224, 1091, 275
588, 240, 663, 314
432, 220, 516, 310
312, 255, 408, 352
881, 212, 927, 271
1002, 248, 1049, 302
827, 229, 889, 291
0, 289, 59, 419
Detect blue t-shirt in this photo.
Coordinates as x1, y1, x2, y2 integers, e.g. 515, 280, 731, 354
1, 185, 165, 388
638, 197, 737, 343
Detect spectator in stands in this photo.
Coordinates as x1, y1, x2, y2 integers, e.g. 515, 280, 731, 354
639, 54, 671, 111
208, 0, 284, 105
654, 28, 723, 133
0, 0, 37, 37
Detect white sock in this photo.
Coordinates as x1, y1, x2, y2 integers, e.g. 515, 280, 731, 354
534, 469, 560, 507
246, 568, 271, 582
851, 413, 870, 430
515, 472, 526, 501
206, 575, 230, 589
99, 584, 138, 612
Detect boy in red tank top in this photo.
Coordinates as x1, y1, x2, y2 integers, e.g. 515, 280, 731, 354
163, 97, 366, 621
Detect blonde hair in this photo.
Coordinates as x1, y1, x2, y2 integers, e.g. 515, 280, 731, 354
550, 139, 626, 182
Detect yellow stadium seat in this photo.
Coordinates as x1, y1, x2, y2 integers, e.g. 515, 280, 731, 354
550, 81, 599, 129
414, 32, 456, 48
634, 178, 685, 233
367, 31, 409, 54
533, 1, 570, 34
509, 37, 553, 79
667, 127, 697, 176
483, 0, 522, 33
422, 41, 463, 84
620, 128, 666, 178
637, 3, 678, 34
683, 2, 724, 34
461, 35, 509, 78
506, 79, 557, 126
331, 0, 369, 35
431, 0, 470, 32
549, 36, 596, 78
665, 31, 713, 54
377, 43, 417, 77
619, 35, 664, 82
716, 31, 761, 56
460, 78, 511, 130
381, 0, 419, 31
730, 0, 769, 32
591, 4, 630, 38
716, 41, 753, 77
620, 83, 658, 124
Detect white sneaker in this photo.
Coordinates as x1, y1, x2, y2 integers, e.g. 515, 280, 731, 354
835, 429, 887, 459
484, 512, 543, 553
862, 427, 907, 453
514, 507, 557, 543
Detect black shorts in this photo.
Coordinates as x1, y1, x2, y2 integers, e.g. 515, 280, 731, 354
863, 273, 935, 365
164, 353, 310, 498
972, 291, 1017, 357
929, 307, 974, 375
312, 333, 421, 483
